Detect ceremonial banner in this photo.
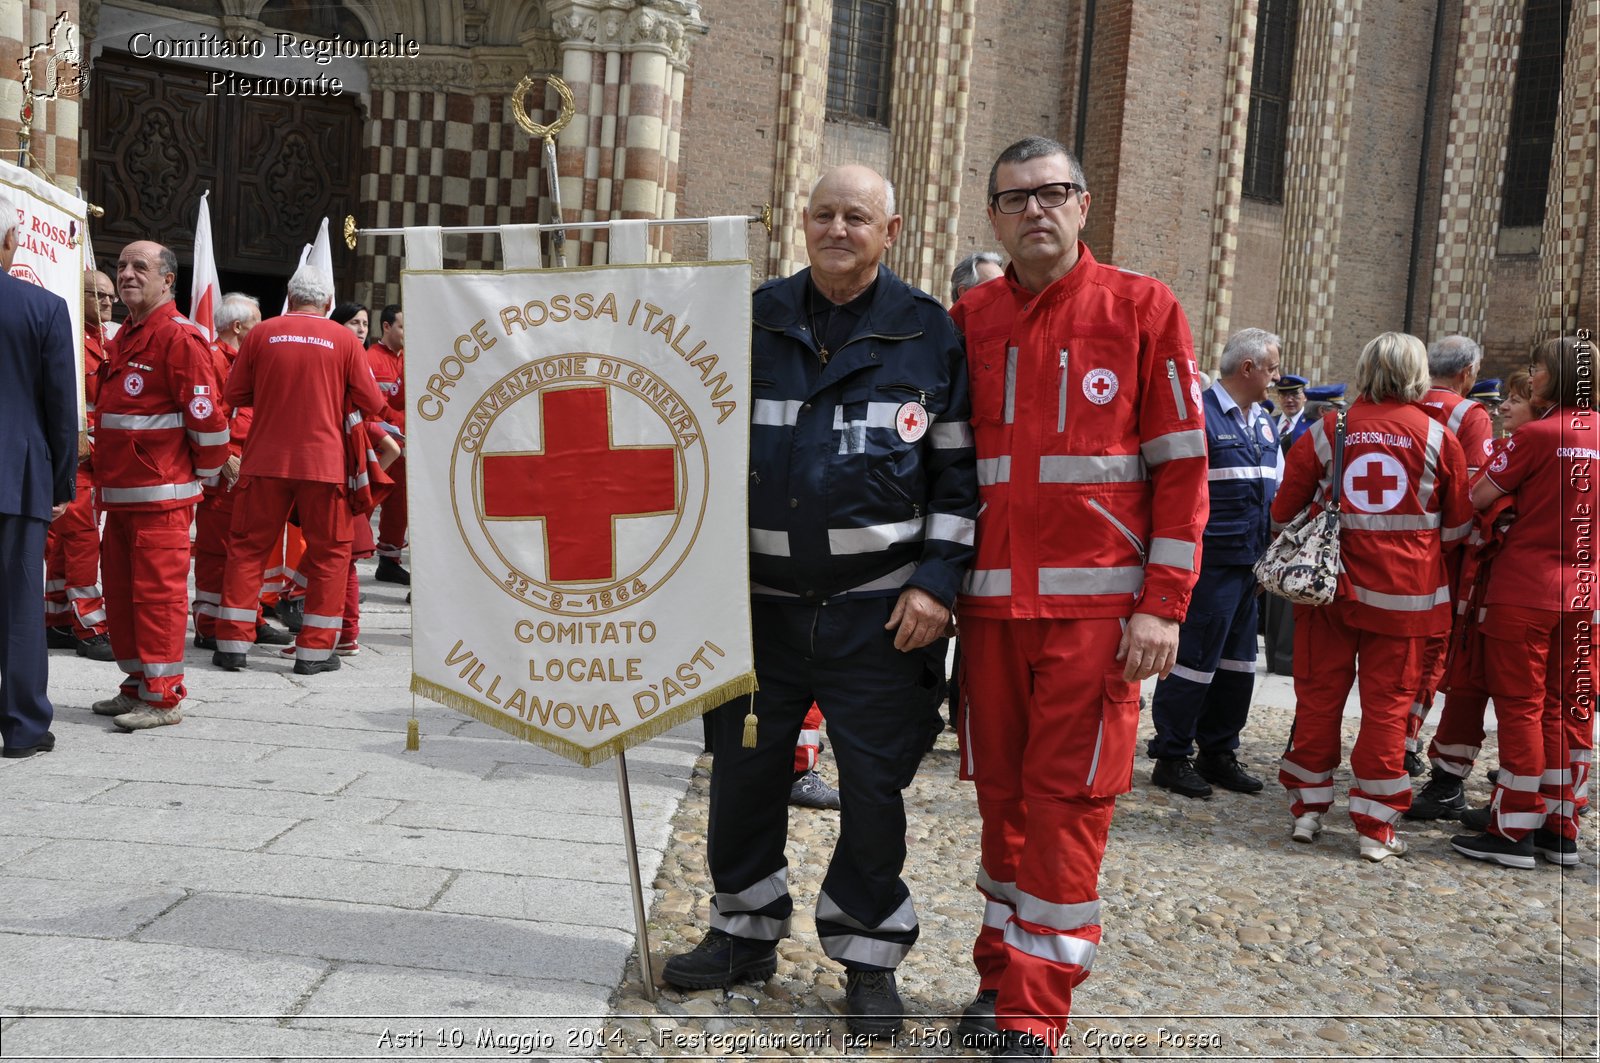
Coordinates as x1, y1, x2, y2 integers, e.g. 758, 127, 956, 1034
404, 262, 755, 766
1, 159, 87, 426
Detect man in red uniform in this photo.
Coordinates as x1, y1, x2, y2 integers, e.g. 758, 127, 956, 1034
191, 293, 293, 650
91, 241, 230, 730
368, 304, 408, 585
951, 136, 1208, 1058
43, 270, 114, 661
210, 266, 387, 675
1404, 334, 1495, 776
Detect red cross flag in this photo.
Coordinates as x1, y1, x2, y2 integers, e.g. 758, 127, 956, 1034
404, 262, 756, 766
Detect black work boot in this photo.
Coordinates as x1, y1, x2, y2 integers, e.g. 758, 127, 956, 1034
957, 988, 1000, 1048
1404, 772, 1467, 820
996, 1029, 1055, 1057
843, 968, 903, 1039
1195, 750, 1264, 793
1404, 750, 1426, 777
212, 650, 248, 672
661, 929, 777, 990
1151, 756, 1213, 798
374, 557, 411, 585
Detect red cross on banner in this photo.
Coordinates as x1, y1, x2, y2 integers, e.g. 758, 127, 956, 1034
481, 387, 678, 582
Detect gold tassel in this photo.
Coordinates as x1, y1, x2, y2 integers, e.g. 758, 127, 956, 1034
741, 705, 758, 748
405, 718, 420, 751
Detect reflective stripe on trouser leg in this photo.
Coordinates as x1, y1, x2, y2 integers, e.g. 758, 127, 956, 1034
122, 508, 194, 709
45, 481, 105, 637
1280, 605, 1359, 817
289, 481, 357, 661
1479, 604, 1559, 842
1346, 627, 1423, 841
709, 869, 791, 941
1544, 622, 1598, 840
101, 511, 143, 698
192, 497, 232, 637
1427, 681, 1489, 778
793, 704, 823, 773
1196, 578, 1260, 756
817, 889, 917, 968
217, 478, 299, 648
1148, 564, 1256, 759
375, 458, 407, 558
1406, 632, 1449, 751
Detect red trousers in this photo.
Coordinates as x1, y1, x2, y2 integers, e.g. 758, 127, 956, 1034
374, 458, 406, 559
43, 466, 106, 637
218, 478, 352, 663
793, 704, 823, 773
1279, 604, 1420, 842
960, 615, 1136, 1047
1405, 632, 1449, 754
1426, 623, 1491, 779
101, 507, 194, 708
1479, 605, 1596, 842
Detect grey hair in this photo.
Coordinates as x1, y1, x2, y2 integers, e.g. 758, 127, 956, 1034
1219, 327, 1282, 377
807, 170, 897, 216
988, 136, 1087, 198
1356, 332, 1430, 403
1427, 334, 1482, 378
0, 190, 16, 239
286, 264, 334, 309
156, 245, 179, 279
216, 292, 260, 332
950, 251, 1004, 303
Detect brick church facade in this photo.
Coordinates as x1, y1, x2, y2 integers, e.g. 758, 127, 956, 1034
3, 0, 1593, 380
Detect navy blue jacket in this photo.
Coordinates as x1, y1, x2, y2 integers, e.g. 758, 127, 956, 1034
0, 271, 77, 520
748, 267, 978, 606
1201, 382, 1277, 566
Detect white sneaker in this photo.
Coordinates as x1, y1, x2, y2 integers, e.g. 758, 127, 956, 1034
1291, 812, 1323, 843
1359, 833, 1408, 862
113, 705, 183, 731
91, 692, 142, 717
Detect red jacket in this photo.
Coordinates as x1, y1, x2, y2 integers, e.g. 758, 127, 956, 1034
201, 340, 252, 500
952, 244, 1208, 621
1272, 399, 1472, 635
96, 301, 230, 510
1421, 385, 1494, 475
81, 327, 106, 470
367, 340, 405, 431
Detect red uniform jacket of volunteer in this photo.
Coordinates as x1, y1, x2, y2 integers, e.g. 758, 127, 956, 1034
951, 244, 1209, 622
1421, 385, 1494, 475
201, 341, 252, 496
227, 311, 387, 482
1273, 399, 1473, 635
95, 301, 230, 509
367, 339, 404, 432
81, 326, 106, 467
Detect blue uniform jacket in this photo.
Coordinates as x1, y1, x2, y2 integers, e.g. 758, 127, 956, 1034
0, 272, 77, 520
748, 267, 978, 606
1202, 382, 1277, 566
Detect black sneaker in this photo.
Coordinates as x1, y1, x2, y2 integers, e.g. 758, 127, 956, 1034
293, 655, 342, 676
374, 558, 411, 585
1195, 751, 1264, 793
789, 770, 841, 810
1451, 831, 1536, 869
45, 626, 77, 650
1533, 828, 1580, 866
1403, 773, 1466, 820
843, 968, 903, 1039
661, 928, 777, 990
277, 597, 305, 632
1460, 806, 1491, 832
193, 632, 218, 650
254, 622, 294, 646
956, 988, 1000, 1049
1404, 750, 1426, 777
1151, 757, 1213, 799
74, 632, 115, 662
996, 1029, 1055, 1057
212, 650, 248, 672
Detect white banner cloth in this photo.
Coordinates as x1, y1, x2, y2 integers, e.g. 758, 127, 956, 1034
1, 159, 87, 427
403, 262, 756, 766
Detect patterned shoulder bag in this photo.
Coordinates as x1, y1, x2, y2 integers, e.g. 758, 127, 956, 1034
1253, 408, 1346, 606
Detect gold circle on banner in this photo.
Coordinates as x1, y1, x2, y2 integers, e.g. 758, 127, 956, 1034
511, 74, 576, 141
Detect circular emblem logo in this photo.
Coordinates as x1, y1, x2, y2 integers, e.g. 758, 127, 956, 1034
1342, 453, 1409, 513
1483, 438, 1495, 457
1489, 449, 1509, 474
189, 396, 213, 419
1259, 419, 1275, 444
895, 401, 928, 443
450, 354, 707, 617
1190, 379, 1203, 410
1082, 368, 1119, 405
123, 372, 144, 396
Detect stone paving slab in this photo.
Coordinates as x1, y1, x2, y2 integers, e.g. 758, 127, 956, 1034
0, 797, 301, 850
0, 878, 187, 939
432, 870, 639, 931
82, 778, 403, 823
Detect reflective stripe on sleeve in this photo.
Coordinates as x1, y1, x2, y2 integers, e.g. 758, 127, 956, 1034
963, 569, 1012, 597
100, 412, 183, 431
928, 421, 974, 449
1039, 454, 1147, 483
749, 528, 790, 557
1038, 566, 1143, 596
1141, 429, 1207, 465
977, 456, 1011, 485
188, 428, 230, 446
926, 513, 976, 546
99, 482, 204, 504
829, 519, 927, 556
1149, 537, 1197, 570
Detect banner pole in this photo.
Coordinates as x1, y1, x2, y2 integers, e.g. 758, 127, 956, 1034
614, 750, 658, 1002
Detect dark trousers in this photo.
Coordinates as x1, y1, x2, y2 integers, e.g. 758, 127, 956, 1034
0, 514, 53, 748
1148, 564, 1258, 759
706, 597, 942, 970
1264, 590, 1295, 675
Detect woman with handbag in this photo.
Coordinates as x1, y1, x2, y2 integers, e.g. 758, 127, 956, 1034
1451, 336, 1599, 868
1270, 332, 1472, 862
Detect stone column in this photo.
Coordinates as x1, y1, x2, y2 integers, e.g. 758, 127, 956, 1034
1535, 0, 1597, 339
1273, 0, 1363, 379
3, 0, 83, 192
1199, 0, 1258, 370
1425, 0, 1523, 342
884, 0, 976, 295
768, 0, 834, 277
550, 0, 706, 265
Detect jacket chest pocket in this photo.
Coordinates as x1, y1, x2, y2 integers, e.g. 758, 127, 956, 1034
966, 330, 1010, 427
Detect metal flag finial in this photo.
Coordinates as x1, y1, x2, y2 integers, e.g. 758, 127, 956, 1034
343, 215, 358, 251
510, 74, 577, 267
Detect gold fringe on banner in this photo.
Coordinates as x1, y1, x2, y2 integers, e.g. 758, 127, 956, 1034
410, 671, 759, 768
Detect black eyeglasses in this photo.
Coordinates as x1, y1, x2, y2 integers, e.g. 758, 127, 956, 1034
990, 182, 1083, 214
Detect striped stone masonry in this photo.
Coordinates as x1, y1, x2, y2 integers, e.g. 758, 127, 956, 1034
2, 0, 83, 194
770, 0, 834, 277
1535, 0, 1597, 339
1200, 0, 1259, 369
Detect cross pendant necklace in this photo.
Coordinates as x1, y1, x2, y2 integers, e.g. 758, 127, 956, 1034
809, 295, 836, 365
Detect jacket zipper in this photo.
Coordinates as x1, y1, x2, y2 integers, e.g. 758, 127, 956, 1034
870, 466, 921, 518
1057, 348, 1069, 432
878, 383, 928, 406
1088, 497, 1147, 564
1167, 359, 1187, 420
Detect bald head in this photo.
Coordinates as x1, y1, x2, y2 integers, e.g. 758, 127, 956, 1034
803, 165, 902, 303
116, 240, 177, 321
84, 269, 115, 328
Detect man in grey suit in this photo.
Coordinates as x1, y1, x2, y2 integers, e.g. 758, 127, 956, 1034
0, 190, 79, 758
